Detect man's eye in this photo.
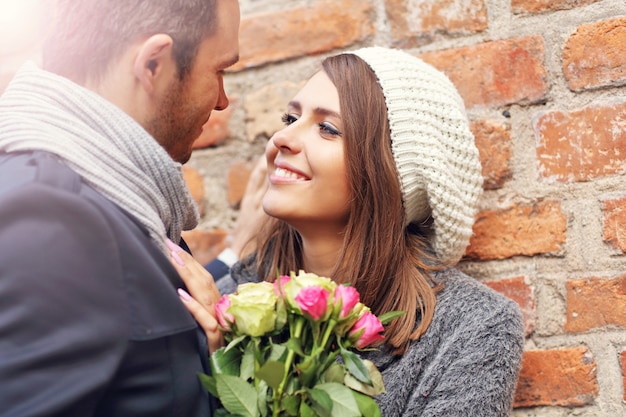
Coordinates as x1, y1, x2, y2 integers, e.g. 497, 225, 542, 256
281, 113, 297, 125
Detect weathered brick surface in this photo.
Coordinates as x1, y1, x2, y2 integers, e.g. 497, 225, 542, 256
513, 348, 598, 407
385, 0, 487, 47
565, 275, 626, 332
535, 100, 626, 182
471, 120, 512, 190
181, 228, 228, 266
622, 349, 626, 401
466, 201, 567, 260
226, 159, 255, 208
244, 81, 304, 142
485, 276, 535, 336
182, 166, 205, 216
563, 16, 626, 91
419, 36, 548, 109
232, 0, 375, 71
602, 196, 626, 253
192, 102, 235, 149
512, 0, 600, 14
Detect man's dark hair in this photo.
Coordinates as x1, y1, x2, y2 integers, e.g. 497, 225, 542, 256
42, 0, 218, 83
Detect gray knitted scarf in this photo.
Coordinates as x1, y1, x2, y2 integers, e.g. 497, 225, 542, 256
0, 62, 199, 254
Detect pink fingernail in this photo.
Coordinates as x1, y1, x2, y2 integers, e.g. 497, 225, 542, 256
166, 238, 180, 252
171, 250, 185, 266
177, 288, 192, 302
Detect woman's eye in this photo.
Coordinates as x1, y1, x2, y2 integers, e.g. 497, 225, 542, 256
281, 113, 297, 125
319, 123, 342, 137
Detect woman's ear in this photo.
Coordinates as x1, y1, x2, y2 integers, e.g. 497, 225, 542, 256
133, 34, 175, 95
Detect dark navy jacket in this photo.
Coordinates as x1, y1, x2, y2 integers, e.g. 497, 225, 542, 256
0, 151, 211, 416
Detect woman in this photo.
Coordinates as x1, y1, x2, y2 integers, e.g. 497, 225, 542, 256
173, 47, 524, 416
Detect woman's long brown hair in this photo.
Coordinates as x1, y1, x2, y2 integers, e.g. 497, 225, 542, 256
255, 54, 442, 355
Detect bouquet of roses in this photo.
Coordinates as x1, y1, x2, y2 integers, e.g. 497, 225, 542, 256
199, 270, 403, 417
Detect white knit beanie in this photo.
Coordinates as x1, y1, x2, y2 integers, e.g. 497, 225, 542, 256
346, 47, 483, 264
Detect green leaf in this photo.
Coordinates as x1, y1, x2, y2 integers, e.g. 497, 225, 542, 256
225, 334, 248, 351
377, 310, 405, 325
256, 380, 269, 417
255, 360, 286, 390
211, 347, 243, 376
352, 391, 381, 417
213, 408, 236, 417
307, 387, 333, 417
267, 342, 288, 362
297, 355, 319, 388
281, 394, 301, 416
344, 359, 386, 396
322, 363, 346, 384
252, 338, 268, 365
198, 372, 218, 397
315, 382, 361, 417
275, 298, 288, 330
240, 342, 255, 381
285, 337, 305, 356
341, 349, 371, 386
215, 374, 259, 417
299, 400, 317, 417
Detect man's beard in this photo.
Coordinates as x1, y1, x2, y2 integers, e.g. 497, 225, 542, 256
147, 78, 200, 164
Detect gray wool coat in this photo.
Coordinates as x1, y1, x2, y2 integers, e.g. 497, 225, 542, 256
218, 261, 524, 417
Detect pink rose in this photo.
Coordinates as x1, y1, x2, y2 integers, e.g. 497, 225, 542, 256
294, 286, 329, 321
349, 311, 385, 348
215, 295, 234, 330
274, 275, 291, 296
334, 285, 360, 318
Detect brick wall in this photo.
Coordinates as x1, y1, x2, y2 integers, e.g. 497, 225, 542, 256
2, 0, 625, 415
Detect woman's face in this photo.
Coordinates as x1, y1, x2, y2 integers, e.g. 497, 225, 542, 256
263, 70, 350, 234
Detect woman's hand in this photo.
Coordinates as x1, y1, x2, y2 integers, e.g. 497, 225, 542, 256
228, 155, 270, 258
166, 239, 224, 354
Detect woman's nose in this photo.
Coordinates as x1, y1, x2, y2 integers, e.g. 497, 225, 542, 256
270, 124, 303, 153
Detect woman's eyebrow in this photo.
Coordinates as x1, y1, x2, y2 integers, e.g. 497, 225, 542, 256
287, 101, 341, 119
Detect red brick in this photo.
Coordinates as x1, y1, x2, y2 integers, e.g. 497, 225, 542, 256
385, 0, 487, 48
181, 228, 228, 266
244, 81, 304, 142
535, 100, 626, 182
192, 99, 235, 149
471, 120, 512, 190
231, 0, 375, 72
182, 166, 205, 216
419, 36, 548, 109
513, 348, 598, 407
563, 17, 626, 91
512, 0, 600, 14
603, 196, 626, 253
226, 160, 255, 208
485, 276, 535, 336
565, 275, 626, 332
466, 201, 567, 260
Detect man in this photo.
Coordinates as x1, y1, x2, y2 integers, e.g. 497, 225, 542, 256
0, 0, 239, 415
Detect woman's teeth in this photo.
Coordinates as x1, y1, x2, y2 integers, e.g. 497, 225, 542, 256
275, 167, 305, 180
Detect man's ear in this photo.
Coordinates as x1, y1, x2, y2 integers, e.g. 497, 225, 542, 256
133, 34, 175, 95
